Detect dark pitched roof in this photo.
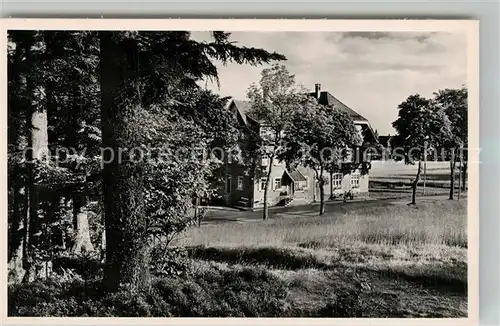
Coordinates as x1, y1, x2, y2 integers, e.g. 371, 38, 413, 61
233, 100, 251, 116
227, 99, 257, 126
286, 169, 307, 182
308, 91, 368, 122
227, 92, 376, 141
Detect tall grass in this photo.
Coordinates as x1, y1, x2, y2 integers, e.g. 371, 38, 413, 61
177, 200, 467, 249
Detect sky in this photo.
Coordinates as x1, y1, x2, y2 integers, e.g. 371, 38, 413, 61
191, 31, 467, 135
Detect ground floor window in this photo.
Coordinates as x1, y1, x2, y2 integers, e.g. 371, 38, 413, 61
259, 178, 267, 191
295, 181, 307, 191
351, 172, 360, 188
332, 173, 342, 188
226, 176, 232, 193
274, 178, 282, 191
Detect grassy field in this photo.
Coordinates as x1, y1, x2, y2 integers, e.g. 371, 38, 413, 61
8, 162, 468, 317
175, 197, 468, 317
370, 161, 458, 189
8, 197, 468, 317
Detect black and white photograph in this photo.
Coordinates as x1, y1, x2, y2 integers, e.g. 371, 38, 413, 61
3, 19, 478, 321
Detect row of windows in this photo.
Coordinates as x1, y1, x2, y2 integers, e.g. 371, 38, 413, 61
226, 173, 361, 193
258, 177, 292, 191
331, 173, 360, 188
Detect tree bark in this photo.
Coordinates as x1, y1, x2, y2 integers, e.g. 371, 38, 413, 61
8, 44, 29, 283
449, 149, 457, 200
329, 172, 333, 200
23, 73, 50, 282
71, 183, 95, 255
410, 160, 422, 205
194, 196, 202, 227
262, 154, 274, 220
100, 32, 149, 292
462, 162, 467, 191
8, 123, 28, 282
8, 172, 27, 283
319, 177, 325, 215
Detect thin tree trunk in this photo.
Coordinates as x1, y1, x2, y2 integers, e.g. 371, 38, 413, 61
195, 196, 201, 227
262, 154, 274, 220
319, 178, 325, 215
457, 154, 462, 201
53, 196, 67, 250
100, 32, 149, 292
462, 162, 467, 192
100, 220, 106, 263
22, 174, 30, 272
411, 160, 422, 205
449, 149, 457, 200
329, 172, 333, 200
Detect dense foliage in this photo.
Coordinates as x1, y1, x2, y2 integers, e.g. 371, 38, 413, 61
279, 98, 362, 214
7, 30, 286, 288
391, 90, 466, 204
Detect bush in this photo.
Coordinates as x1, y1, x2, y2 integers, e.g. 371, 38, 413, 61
8, 264, 291, 317
150, 244, 192, 277
194, 265, 290, 316
101, 289, 153, 317
186, 246, 331, 270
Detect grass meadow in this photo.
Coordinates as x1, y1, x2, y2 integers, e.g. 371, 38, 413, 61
174, 197, 468, 317
9, 161, 468, 318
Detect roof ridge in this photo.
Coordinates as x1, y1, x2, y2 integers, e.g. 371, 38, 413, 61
324, 91, 368, 121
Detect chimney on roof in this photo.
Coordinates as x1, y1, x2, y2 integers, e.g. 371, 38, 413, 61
315, 83, 321, 99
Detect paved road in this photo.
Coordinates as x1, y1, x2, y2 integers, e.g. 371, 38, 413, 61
201, 193, 456, 225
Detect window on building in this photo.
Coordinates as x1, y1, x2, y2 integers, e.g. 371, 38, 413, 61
332, 173, 342, 188
295, 180, 307, 191
260, 178, 267, 191
351, 172, 360, 188
237, 176, 244, 190
226, 176, 232, 193
273, 178, 282, 191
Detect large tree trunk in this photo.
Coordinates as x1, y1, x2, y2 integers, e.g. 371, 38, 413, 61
8, 169, 27, 283
262, 155, 274, 220
8, 41, 29, 282
24, 79, 50, 282
100, 32, 149, 292
449, 149, 457, 200
410, 160, 422, 205
71, 182, 95, 255
8, 111, 28, 282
